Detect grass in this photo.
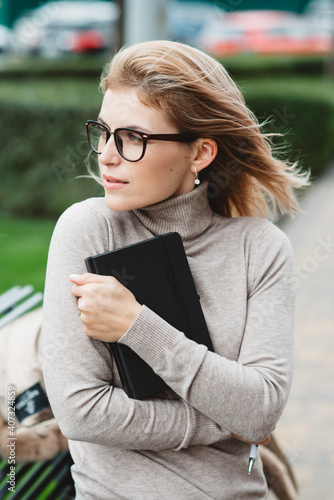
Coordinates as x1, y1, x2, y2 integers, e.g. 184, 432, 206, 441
0, 216, 57, 295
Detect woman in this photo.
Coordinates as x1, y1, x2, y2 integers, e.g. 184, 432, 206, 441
42, 40, 308, 499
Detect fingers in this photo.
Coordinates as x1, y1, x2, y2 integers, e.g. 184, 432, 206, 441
255, 436, 271, 446
70, 273, 114, 285
231, 433, 271, 446
70, 273, 120, 297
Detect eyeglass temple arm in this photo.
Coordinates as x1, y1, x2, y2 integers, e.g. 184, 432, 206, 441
147, 133, 197, 142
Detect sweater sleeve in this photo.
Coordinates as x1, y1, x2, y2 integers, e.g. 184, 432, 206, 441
119, 222, 295, 443
41, 201, 231, 450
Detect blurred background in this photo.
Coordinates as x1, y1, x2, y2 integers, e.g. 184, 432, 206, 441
0, 1, 334, 499
0, 0, 333, 241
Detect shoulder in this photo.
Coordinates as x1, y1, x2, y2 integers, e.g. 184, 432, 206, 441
50, 198, 135, 257
57, 197, 113, 226
211, 215, 294, 287
229, 218, 295, 293
55, 197, 134, 234
212, 214, 292, 251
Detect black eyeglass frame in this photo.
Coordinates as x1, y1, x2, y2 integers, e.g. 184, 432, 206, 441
86, 120, 198, 162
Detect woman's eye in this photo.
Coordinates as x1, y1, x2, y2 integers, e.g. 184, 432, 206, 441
127, 132, 142, 143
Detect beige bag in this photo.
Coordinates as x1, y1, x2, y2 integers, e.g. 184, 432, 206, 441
0, 307, 68, 462
260, 433, 299, 500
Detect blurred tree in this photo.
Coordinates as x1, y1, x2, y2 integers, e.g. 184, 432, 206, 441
178, 0, 313, 13
0, 0, 41, 27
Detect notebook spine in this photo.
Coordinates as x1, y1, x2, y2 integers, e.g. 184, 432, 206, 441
85, 257, 98, 274
158, 235, 192, 335
109, 344, 135, 398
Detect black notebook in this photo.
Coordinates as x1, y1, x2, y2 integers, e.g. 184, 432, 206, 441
85, 232, 213, 399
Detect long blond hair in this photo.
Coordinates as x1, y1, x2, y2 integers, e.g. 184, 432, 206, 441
100, 40, 309, 218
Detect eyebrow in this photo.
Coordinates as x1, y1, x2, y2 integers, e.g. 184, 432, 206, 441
97, 116, 109, 127
97, 116, 151, 135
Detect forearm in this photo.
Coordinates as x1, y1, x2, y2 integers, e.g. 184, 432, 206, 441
42, 313, 231, 450
119, 306, 290, 442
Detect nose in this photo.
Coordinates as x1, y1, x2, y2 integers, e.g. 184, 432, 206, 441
99, 135, 121, 165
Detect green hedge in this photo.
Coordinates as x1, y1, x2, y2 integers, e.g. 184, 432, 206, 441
1, 53, 328, 79
243, 77, 334, 177
1, 74, 334, 218
219, 54, 329, 79
0, 101, 102, 218
0, 53, 109, 79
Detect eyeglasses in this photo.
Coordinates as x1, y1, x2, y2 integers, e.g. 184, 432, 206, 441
86, 120, 198, 162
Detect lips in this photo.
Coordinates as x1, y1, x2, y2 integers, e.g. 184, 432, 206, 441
103, 175, 128, 184
103, 174, 128, 190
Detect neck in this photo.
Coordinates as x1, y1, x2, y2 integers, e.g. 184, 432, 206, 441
132, 182, 213, 241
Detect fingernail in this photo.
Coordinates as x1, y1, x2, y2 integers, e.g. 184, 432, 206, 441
70, 274, 80, 280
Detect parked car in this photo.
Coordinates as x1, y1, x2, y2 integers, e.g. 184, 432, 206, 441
199, 10, 332, 55
13, 1, 119, 57
167, 1, 225, 46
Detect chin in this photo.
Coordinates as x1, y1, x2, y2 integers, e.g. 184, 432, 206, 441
104, 191, 143, 212
104, 198, 133, 212
103, 184, 189, 212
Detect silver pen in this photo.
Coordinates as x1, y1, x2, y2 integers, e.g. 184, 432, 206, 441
248, 444, 258, 474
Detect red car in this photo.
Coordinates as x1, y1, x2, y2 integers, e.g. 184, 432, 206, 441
200, 10, 332, 55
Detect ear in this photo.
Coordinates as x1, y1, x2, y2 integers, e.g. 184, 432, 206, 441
191, 138, 218, 174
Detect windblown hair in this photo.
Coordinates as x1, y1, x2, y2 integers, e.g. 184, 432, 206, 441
100, 40, 309, 218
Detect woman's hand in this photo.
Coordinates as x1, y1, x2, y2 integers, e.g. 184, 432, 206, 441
70, 273, 142, 342
231, 433, 272, 446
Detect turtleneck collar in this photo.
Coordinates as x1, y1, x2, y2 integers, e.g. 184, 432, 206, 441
132, 182, 213, 241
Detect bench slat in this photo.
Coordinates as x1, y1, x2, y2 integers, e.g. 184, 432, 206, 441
0, 292, 43, 329
0, 285, 35, 315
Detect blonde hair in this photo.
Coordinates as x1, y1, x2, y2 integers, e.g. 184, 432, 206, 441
100, 40, 309, 218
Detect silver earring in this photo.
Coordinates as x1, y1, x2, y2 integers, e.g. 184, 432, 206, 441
194, 167, 200, 186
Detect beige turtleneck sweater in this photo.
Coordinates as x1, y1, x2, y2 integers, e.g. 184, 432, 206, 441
42, 182, 295, 499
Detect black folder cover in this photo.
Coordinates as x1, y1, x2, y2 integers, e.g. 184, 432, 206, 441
85, 232, 213, 399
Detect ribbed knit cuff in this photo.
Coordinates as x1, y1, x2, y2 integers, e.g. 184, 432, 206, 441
118, 305, 186, 368
175, 402, 231, 450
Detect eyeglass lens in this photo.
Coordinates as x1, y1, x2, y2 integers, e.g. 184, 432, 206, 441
88, 122, 144, 161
